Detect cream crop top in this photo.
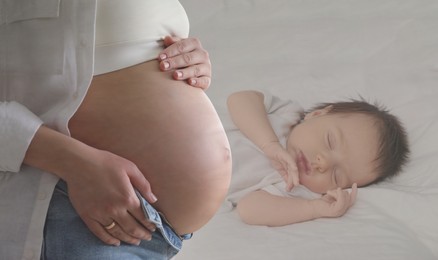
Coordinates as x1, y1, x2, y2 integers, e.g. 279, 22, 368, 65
94, 0, 190, 75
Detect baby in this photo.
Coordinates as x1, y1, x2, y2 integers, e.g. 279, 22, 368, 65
227, 90, 409, 226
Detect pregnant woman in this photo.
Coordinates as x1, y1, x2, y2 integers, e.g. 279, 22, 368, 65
0, 1, 231, 259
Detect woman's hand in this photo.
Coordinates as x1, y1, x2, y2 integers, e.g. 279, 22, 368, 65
262, 141, 300, 191
310, 184, 358, 218
24, 126, 157, 246
66, 149, 157, 246
158, 36, 212, 90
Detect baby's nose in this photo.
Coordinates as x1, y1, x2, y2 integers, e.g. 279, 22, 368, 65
312, 154, 330, 173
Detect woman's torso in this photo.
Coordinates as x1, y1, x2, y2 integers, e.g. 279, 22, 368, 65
71, 0, 231, 236
69, 60, 231, 236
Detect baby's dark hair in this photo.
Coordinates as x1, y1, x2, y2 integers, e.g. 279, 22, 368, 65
308, 98, 410, 186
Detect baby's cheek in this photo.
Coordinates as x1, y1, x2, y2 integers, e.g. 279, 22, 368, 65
301, 176, 331, 194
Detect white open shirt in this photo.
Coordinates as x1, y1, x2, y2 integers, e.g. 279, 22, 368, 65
0, 0, 188, 259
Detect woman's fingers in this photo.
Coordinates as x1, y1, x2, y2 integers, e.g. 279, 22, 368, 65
82, 218, 121, 246
159, 37, 203, 62
127, 165, 157, 204
114, 207, 153, 240
159, 48, 211, 76
172, 64, 212, 89
161, 47, 209, 69
85, 207, 155, 246
103, 221, 142, 246
158, 36, 212, 89
172, 63, 210, 80
128, 203, 157, 234
67, 150, 158, 246
162, 35, 181, 47
187, 76, 211, 89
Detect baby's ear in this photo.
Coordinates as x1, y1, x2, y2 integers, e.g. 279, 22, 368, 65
304, 105, 333, 120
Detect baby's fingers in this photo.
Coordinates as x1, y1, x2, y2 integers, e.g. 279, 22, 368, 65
282, 155, 299, 190
286, 172, 299, 191
285, 164, 299, 192
326, 188, 339, 199
349, 183, 358, 207
336, 185, 358, 212
330, 188, 348, 206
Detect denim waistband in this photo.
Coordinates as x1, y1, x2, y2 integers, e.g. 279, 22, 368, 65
55, 180, 191, 252
135, 191, 192, 251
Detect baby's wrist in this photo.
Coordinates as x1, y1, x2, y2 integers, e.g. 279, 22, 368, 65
260, 140, 281, 153
308, 199, 324, 219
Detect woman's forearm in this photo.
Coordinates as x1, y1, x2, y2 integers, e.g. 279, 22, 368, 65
23, 125, 90, 180
0, 101, 43, 172
227, 91, 279, 150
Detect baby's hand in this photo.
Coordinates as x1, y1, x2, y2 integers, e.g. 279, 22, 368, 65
311, 183, 358, 218
262, 141, 299, 191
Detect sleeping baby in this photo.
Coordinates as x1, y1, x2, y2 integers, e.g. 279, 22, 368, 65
226, 90, 409, 226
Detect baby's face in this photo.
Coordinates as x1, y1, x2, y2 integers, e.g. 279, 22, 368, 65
286, 109, 379, 194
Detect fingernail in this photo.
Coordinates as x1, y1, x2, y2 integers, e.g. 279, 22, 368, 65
176, 71, 183, 78
149, 225, 156, 232
163, 61, 170, 69
159, 53, 167, 61
189, 79, 197, 85
149, 192, 158, 203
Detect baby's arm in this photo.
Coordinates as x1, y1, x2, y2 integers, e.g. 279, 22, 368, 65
237, 190, 317, 226
227, 91, 299, 189
227, 91, 279, 149
237, 184, 358, 226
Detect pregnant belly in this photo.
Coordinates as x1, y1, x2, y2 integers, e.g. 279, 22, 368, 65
68, 60, 231, 235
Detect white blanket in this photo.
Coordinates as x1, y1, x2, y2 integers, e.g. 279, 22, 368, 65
178, 0, 438, 259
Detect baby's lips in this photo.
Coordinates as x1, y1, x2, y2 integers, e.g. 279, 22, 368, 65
295, 155, 307, 176
296, 150, 311, 175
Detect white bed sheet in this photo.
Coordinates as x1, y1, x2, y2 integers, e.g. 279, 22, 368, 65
178, 0, 438, 259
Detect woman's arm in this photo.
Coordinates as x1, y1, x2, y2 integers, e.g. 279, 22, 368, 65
0, 101, 42, 172
237, 185, 358, 226
24, 125, 157, 246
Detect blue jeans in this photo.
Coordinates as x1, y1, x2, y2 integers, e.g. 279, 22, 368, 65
41, 181, 191, 260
